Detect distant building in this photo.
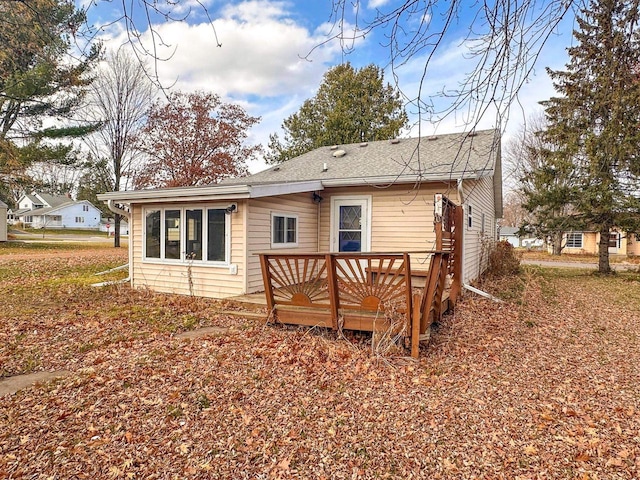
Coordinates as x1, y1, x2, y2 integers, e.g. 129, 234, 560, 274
11, 192, 101, 229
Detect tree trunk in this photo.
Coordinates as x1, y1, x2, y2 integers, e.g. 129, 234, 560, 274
551, 232, 563, 255
598, 226, 612, 274
114, 213, 121, 248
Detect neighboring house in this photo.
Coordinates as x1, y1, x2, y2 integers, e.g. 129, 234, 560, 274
498, 226, 520, 247
561, 230, 640, 256
97, 129, 503, 299
0, 199, 7, 242
13, 192, 101, 229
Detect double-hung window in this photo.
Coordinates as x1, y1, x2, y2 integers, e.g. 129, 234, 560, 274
144, 206, 229, 264
271, 212, 298, 248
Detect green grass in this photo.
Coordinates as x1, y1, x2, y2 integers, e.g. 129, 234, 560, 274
15, 227, 104, 236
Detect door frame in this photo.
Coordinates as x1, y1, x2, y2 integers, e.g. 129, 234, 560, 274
329, 195, 372, 253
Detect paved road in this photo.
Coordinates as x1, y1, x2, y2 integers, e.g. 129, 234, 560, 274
521, 259, 639, 271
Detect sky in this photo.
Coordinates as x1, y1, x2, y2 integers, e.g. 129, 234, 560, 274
79, 0, 578, 176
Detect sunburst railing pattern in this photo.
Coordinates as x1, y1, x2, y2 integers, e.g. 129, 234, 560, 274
262, 254, 331, 308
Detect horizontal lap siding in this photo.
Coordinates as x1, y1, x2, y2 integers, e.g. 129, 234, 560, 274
246, 193, 319, 293
130, 202, 247, 299
318, 183, 456, 271
462, 177, 496, 283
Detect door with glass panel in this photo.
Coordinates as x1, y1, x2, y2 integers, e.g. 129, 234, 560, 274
331, 198, 370, 253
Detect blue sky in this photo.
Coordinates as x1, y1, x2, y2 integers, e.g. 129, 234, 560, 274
79, 0, 577, 174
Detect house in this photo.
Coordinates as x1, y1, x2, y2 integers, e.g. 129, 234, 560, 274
12, 192, 101, 229
561, 230, 640, 256
0, 199, 7, 242
498, 226, 520, 247
97, 129, 502, 300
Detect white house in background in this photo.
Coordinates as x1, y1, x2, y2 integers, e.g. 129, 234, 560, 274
498, 226, 520, 247
0, 199, 7, 241
12, 192, 101, 229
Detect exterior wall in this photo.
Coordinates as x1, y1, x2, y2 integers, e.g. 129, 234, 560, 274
499, 234, 519, 248
246, 193, 319, 293
0, 206, 7, 241
317, 182, 460, 272
563, 232, 597, 255
627, 233, 640, 256
130, 200, 248, 299
58, 203, 101, 228
461, 176, 497, 284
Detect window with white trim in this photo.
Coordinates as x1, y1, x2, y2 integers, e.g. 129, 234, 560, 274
467, 205, 473, 229
143, 207, 229, 264
75, 216, 85, 223
566, 232, 583, 248
271, 213, 298, 248
82, 205, 89, 212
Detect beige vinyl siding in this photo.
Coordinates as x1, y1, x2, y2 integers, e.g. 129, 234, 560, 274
462, 176, 496, 284
318, 183, 458, 271
246, 193, 319, 293
130, 201, 247, 299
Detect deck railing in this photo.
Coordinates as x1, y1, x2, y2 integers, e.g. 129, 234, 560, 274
260, 251, 452, 357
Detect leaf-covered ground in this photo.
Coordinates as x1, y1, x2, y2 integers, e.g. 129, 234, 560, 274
1, 247, 640, 479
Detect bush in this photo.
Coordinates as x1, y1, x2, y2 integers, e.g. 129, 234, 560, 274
486, 241, 521, 278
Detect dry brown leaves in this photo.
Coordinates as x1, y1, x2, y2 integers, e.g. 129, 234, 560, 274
1, 250, 640, 479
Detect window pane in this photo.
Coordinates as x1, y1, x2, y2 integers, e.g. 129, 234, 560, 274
339, 206, 361, 230
286, 217, 296, 243
207, 209, 226, 261
145, 210, 160, 258
165, 210, 181, 260
339, 231, 361, 252
186, 209, 203, 260
273, 216, 285, 244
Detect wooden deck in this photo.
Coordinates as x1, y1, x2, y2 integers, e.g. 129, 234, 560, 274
258, 201, 463, 358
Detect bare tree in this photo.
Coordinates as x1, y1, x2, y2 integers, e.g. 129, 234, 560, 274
83, 48, 156, 247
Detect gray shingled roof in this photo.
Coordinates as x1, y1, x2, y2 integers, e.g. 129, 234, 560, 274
37, 193, 71, 208
499, 227, 520, 236
223, 129, 500, 186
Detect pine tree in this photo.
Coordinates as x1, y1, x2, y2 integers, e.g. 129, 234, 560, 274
537, 0, 640, 272
266, 63, 407, 163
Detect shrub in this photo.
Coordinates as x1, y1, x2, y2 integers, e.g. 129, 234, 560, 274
486, 240, 521, 278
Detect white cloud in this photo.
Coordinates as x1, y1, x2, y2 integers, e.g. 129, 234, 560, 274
368, 0, 391, 9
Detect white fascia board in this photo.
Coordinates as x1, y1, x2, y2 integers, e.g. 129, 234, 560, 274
96, 184, 252, 204
249, 181, 324, 198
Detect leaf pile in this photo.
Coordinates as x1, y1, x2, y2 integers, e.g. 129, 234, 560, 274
1, 248, 640, 478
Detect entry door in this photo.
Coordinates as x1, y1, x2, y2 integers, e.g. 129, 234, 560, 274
331, 197, 371, 253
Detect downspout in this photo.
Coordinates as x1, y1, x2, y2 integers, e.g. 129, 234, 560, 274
108, 200, 131, 284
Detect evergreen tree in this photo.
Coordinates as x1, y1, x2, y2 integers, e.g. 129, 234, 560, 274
535, 0, 640, 272
266, 63, 408, 163
0, 0, 100, 198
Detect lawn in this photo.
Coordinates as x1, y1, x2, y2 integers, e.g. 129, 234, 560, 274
1, 246, 639, 478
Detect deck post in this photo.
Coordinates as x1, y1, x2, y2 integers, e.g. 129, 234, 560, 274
403, 252, 413, 338
259, 254, 276, 314
411, 293, 422, 358
325, 254, 340, 330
